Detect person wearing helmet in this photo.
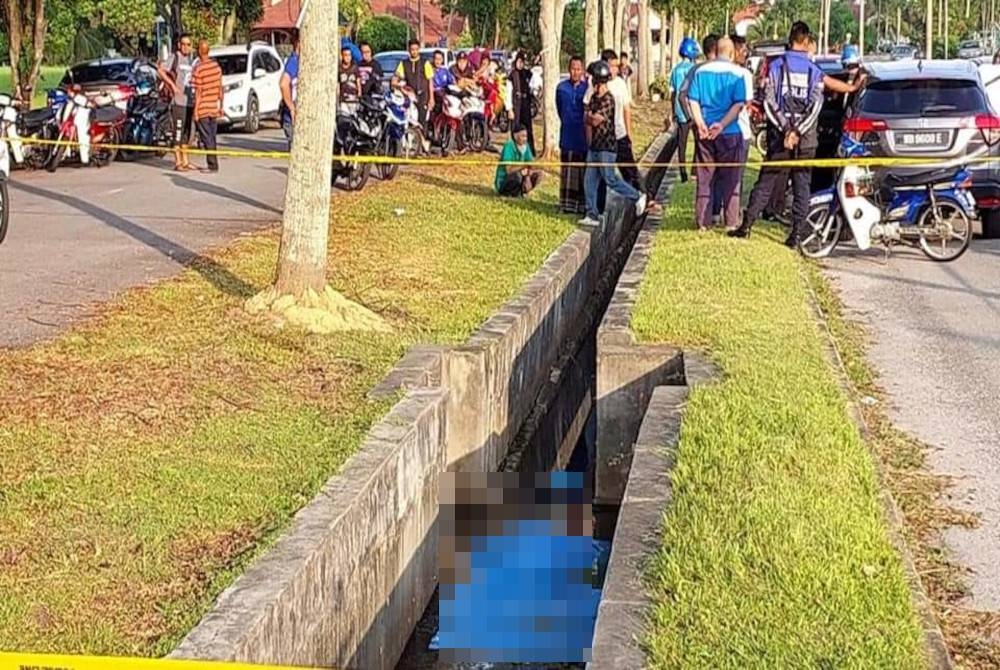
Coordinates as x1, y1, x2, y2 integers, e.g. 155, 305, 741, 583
668, 37, 699, 183
580, 60, 646, 226
841, 43, 860, 67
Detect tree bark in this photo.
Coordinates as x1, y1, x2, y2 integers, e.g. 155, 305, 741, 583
273, 0, 339, 297
540, 0, 561, 158
619, 0, 629, 57
418, 0, 425, 45
5, 0, 25, 99
586, 0, 600, 62
601, 0, 614, 49
659, 9, 668, 78
636, 0, 649, 98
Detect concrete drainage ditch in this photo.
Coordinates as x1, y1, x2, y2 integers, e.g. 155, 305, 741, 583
169, 133, 676, 670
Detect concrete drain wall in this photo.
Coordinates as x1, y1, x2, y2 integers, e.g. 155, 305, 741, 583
169, 134, 670, 670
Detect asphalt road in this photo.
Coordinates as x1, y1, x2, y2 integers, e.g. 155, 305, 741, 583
0, 127, 289, 347
824, 238, 1000, 611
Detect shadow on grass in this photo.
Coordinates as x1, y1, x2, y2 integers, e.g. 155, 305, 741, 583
11, 180, 260, 300
411, 172, 561, 216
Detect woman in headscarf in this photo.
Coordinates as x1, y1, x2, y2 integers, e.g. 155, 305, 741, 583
506, 52, 535, 155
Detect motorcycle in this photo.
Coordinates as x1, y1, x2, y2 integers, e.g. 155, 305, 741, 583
529, 66, 542, 119
378, 90, 409, 181
480, 77, 508, 134
0, 95, 59, 170
399, 87, 429, 159
332, 95, 385, 191
45, 85, 130, 172
459, 86, 489, 153
801, 135, 975, 262
119, 81, 173, 162
430, 85, 465, 155
0, 93, 15, 243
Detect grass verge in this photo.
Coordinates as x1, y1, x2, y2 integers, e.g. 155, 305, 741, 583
0, 162, 573, 655
631, 177, 926, 667
0, 66, 67, 107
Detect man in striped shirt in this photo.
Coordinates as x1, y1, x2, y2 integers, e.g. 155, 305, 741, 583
192, 39, 224, 173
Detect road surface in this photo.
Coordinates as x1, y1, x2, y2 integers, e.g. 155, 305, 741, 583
0, 128, 289, 347
824, 238, 1000, 611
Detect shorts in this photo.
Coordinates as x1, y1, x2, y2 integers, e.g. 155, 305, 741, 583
171, 105, 195, 146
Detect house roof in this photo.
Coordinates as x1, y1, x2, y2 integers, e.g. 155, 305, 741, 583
253, 0, 348, 31
368, 0, 465, 45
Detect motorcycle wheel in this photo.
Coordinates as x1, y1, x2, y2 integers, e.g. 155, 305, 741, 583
530, 96, 539, 119
0, 179, 8, 245
92, 126, 120, 167
917, 200, 972, 262
492, 114, 510, 134
155, 115, 173, 157
44, 136, 66, 173
468, 118, 488, 153
754, 128, 767, 156
798, 205, 843, 259
378, 135, 401, 181
118, 125, 141, 162
344, 149, 371, 191
440, 124, 455, 156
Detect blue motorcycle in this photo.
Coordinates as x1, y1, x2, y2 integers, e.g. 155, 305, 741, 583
802, 136, 975, 262
119, 81, 172, 162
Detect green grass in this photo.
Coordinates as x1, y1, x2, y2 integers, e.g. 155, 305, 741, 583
0, 66, 67, 107
0, 162, 573, 655
631, 178, 927, 668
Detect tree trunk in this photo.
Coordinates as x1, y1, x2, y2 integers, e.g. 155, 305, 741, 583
5, 0, 23, 99
418, 0, 425, 45
4, 0, 47, 101
540, 0, 561, 158
222, 8, 237, 44
586, 0, 600, 62
619, 0, 629, 57
446, 6, 457, 47
659, 10, 668, 78
273, 0, 339, 297
601, 0, 612, 49
636, 0, 649, 98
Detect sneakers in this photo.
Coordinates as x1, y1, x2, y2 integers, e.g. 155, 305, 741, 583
635, 193, 648, 216
578, 215, 601, 227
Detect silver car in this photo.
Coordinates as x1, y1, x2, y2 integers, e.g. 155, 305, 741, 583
958, 40, 985, 60
845, 60, 999, 236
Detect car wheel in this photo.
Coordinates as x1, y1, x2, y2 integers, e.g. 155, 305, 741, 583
982, 207, 1000, 239
244, 94, 260, 134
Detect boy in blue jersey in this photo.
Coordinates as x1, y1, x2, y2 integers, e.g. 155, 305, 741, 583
686, 36, 750, 230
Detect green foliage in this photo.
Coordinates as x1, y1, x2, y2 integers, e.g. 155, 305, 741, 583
561, 3, 584, 58
356, 15, 410, 53
649, 73, 669, 98
455, 27, 475, 49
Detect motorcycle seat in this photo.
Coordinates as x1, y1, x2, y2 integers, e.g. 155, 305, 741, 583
883, 167, 961, 188
20, 107, 54, 125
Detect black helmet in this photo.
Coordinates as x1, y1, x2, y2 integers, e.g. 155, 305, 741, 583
588, 60, 611, 84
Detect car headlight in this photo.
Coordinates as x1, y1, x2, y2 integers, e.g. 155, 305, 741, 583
224, 81, 243, 93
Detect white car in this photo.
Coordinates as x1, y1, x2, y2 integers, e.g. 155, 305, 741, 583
209, 43, 284, 133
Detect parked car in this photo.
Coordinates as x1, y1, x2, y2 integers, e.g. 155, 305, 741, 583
890, 43, 921, 60
374, 50, 408, 91
958, 39, 985, 60
58, 58, 158, 97
210, 43, 284, 133
843, 60, 996, 236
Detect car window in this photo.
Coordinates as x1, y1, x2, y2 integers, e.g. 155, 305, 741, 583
252, 51, 268, 73
263, 52, 282, 73
858, 78, 988, 115
215, 54, 249, 76
375, 54, 404, 74
61, 62, 133, 86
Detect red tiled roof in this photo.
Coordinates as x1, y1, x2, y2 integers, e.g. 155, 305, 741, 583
368, 0, 465, 45
254, 0, 303, 31
733, 4, 764, 23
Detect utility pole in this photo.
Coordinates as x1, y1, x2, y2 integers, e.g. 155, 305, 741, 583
945, 0, 949, 57
860, 0, 866, 55
897, 5, 902, 42
926, 0, 933, 57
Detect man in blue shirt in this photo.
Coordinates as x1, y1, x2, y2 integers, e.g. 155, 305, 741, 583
279, 33, 299, 148
669, 38, 697, 182
556, 56, 588, 214
687, 36, 750, 230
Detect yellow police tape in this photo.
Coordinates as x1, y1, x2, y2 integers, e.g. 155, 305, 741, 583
6, 135, 1000, 170
0, 652, 320, 670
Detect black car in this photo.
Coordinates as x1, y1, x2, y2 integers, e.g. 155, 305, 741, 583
58, 58, 159, 95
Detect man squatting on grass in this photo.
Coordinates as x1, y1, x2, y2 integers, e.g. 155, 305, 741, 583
494, 125, 543, 197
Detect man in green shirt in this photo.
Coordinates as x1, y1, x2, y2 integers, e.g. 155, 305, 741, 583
495, 125, 542, 197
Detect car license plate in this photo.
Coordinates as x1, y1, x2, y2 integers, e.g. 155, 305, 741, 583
896, 131, 948, 147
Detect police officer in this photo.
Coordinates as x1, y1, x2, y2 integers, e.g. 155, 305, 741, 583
729, 22, 861, 247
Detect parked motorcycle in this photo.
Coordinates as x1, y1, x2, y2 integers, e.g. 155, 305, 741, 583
801, 135, 975, 262
459, 86, 489, 153
430, 85, 465, 155
399, 87, 429, 160
481, 78, 508, 134
0, 96, 60, 170
46, 85, 130, 172
378, 90, 409, 181
332, 95, 385, 191
119, 81, 172, 162
0, 93, 15, 243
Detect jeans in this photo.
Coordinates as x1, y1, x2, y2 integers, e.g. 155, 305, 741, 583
585, 150, 640, 219
282, 118, 294, 148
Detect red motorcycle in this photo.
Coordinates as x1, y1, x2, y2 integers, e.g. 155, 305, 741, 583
45, 84, 131, 172
429, 84, 465, 155
480, 77, 508, 134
